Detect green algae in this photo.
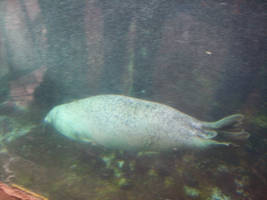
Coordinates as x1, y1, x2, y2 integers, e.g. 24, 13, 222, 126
251, 113, 267, 128
148, 168, 158, 177
164, 177, 175, 188
0, 115, 36, 145
184, 185, 200, 198
208, 187, 231, 200
14, 172, 33, 186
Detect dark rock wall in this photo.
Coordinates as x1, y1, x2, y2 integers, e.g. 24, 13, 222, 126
34, 0, 90, 107
0, 0, 266, 119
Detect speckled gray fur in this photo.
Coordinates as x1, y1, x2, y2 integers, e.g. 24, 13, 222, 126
44, 95, 243, 151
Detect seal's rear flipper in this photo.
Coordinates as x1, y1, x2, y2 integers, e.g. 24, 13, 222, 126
198, 129, 218, 139
219, 130, 250, 140
205, 139, 240, 148
201, 114, 249, 140
202, 114, 244, 129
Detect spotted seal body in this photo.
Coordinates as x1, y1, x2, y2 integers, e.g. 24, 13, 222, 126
44, 95, 246, 151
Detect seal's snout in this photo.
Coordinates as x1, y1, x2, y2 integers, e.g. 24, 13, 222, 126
42, 111, 53, 134
44, 109, 54, 124
43, 116, 49, 123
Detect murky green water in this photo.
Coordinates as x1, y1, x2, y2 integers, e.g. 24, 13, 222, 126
0, 1, 266, 199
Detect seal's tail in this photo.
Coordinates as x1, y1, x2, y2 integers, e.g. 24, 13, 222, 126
201, 114, 250, 140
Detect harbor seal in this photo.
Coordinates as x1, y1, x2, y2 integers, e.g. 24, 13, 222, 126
44, 95, 248, 151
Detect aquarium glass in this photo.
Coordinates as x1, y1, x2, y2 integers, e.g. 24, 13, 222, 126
0, 1, 266, 200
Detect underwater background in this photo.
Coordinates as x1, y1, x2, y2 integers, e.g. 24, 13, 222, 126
0, 0, 266, 199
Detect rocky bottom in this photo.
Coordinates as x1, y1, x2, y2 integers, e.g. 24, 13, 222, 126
0, 113, 266, 200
